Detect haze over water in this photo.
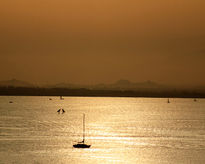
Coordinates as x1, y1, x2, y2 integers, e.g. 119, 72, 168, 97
0, 96, 205, 163
1, 0, 205, 86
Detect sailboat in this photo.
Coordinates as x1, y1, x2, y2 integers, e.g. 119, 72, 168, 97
73, 114, 91, 148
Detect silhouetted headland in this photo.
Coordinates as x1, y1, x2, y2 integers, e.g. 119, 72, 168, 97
0, 86, 205, 98
0, 79, 205, 98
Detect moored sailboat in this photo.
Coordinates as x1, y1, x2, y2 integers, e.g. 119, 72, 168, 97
73, 114, 91, 148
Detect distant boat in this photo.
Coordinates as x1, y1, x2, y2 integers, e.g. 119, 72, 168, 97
49, 98, 52, 100
57, 108, 65, 114
60, 96, 64, 100
9, 101, 13, 103
167, 98, 170, 103
194, 98, 197, 102
73, 114, 91, 148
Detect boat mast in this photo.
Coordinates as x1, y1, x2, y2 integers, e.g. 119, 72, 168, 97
83, 113, 85, 143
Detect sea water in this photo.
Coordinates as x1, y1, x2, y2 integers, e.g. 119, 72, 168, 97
0, 96, 205, 164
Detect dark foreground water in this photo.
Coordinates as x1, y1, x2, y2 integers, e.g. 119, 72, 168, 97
0, 96, 205, 164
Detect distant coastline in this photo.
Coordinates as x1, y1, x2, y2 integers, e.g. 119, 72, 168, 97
0, 86, 205, 98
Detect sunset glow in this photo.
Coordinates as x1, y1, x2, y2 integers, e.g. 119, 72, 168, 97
0, 0, 205, 85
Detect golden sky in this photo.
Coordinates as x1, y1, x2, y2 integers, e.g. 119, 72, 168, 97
0, 0, 205, 86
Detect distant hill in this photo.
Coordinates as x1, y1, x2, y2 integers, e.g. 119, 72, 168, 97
0, 79, 34, 87
90, 79, 166, 91
110, 79, 164, 90
45, 82, 88, 89
1, 79, 204, 92
45, 79, 165, 91
0, 79, 205, 97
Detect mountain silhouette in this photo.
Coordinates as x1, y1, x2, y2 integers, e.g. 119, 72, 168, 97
0, 79, 34, 87
0, 79, 204, 97
44, 79, 164, 90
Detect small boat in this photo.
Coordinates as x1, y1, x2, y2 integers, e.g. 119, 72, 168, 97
73, 114, 91, 148
60, 96, 64, 100
167, 98, 170, 103
194, 98, 197, 102
9, 101, 13, 103
49, 98, 52, 100
57, 108, 65, 114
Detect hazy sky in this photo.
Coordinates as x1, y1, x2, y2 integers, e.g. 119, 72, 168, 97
0, 0, 205, 86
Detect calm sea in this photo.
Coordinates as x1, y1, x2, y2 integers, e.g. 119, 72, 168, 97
0, 96, 205, 164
